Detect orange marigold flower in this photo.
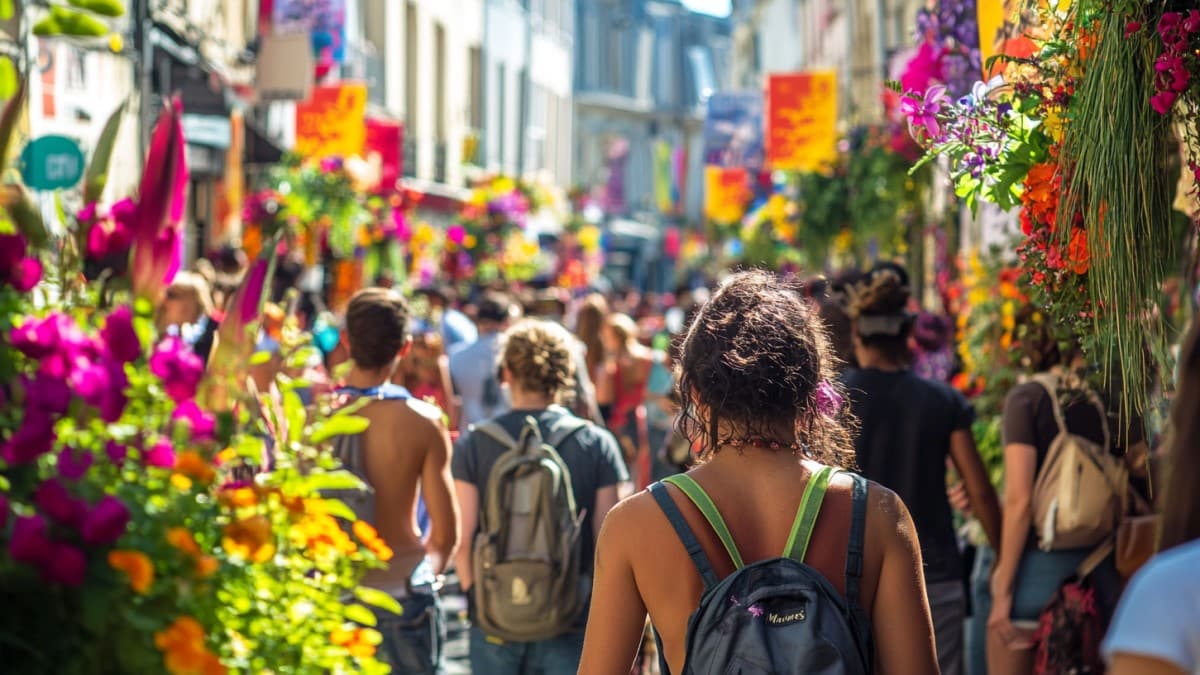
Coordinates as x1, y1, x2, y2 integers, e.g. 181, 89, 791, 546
155, 616, 227, 675
331, 627, 378, 659
167, 528, 203, 557
217, 486, 259, 509
175, 451, 216, 484
195, 555, 220, 578
1068, 227, 1090, 275
109, 549, 155, 594
222, 516, 275, 563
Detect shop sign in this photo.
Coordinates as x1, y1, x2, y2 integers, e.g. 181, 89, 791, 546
20, 134, 84, 190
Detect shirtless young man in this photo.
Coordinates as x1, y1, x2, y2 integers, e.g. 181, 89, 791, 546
334, 288, 460, 673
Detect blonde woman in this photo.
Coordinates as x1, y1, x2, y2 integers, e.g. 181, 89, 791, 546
157, 271, 219, 365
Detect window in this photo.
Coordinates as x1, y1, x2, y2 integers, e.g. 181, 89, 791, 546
405, 2, 418, 137
496, 63, 507, 167
435, 23, 446, 142
468, 47, 483, 130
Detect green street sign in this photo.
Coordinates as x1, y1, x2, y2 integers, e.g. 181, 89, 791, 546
20, 134, 85, 191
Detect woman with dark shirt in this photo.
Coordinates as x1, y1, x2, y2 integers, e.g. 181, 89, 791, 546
987, 308, 1147, 674
841, 263, 1001, 675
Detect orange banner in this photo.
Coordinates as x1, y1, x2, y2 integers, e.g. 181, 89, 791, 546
295, 83, 367, 158
766, 71, 838, 172
704, 166, 750, 224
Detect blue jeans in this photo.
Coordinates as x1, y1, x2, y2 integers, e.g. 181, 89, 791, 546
468, 626, 585, 674
1011, 548, 1119, 621
966, 545, 995, 675
375, 592, 445, 674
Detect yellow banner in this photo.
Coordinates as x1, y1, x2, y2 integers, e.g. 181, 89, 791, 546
295, 83, 367, 158
766, 71, 838, 172
704, 166, 749, 224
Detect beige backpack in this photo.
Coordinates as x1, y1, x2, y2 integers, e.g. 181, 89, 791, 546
1030, 374, 1128, 551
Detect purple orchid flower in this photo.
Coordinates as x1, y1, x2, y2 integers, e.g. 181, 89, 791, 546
901, 85, 949, 142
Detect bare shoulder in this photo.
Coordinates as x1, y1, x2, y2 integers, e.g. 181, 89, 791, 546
863, 481, 917, 544
404, 397, 446, 424
598, 490, 661, 548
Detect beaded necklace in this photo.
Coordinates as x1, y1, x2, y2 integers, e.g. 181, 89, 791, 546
719, 438, 804, 452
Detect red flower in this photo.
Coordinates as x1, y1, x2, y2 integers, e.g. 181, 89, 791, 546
1068, 228, 1090, 275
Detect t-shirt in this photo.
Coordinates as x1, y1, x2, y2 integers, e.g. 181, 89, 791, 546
1002, 381, 1110, 476
449, 333, 508, 429
842, 368, 975, 583
452, 408, 629, 578
1103, 539, 1200, 673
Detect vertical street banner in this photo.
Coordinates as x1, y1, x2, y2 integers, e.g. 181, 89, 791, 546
294, 83, 367, 158
704, 166, 750, 224
703, 91, 765, 171
365, 117, 403, 192
766, 71, 838, 172
653, 141, 674, 214
978, 0, 1040, 78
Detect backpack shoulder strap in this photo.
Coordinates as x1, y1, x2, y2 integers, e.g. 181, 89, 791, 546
845, 473, 868, 610
1031, 374, 1112, 451
783, 465, 839, 562
544, 413, 590, 449
649, 481, 720, 589
474, 421, 518, 450
662, 474, 745, 569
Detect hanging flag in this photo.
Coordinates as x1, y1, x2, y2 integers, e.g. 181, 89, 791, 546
766, 71, 838, 172
978, 0, 1040, 78
703, 91, 764, 170
653, 141, 674, 214
365, 117, 403, 192
704, 166, 750, 224
295, 83, 367, 158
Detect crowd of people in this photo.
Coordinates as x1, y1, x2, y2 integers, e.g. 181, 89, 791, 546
166, 246, 1198, 675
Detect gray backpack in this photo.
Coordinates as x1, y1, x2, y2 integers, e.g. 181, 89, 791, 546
649, 466, 873, 674
471, 414, 589, 641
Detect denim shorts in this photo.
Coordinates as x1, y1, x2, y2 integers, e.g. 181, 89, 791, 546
1011, 548, 1119, 622
375, 592, 446, 674
468, 626, 585, 675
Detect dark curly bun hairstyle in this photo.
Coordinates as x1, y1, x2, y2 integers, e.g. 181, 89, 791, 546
845, 263, 914, 364
676, 271, 855, 467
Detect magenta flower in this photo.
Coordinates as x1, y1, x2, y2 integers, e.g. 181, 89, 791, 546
815, 380, 844, 417
101, 306, 141, 364
81, 495, 131, 546
901, 85, 949, 142
1, 409, 56, 464
1185, 10, 1200, 33
1152, 90, 1178, 115
43, 541, 87, 586
0, 231, 25, 269
9, 514, 52, 565
0, 232, 40, 291
447, 224, 467, 245
0, 492, 7, 529
236, 257, 271, 326
320, 156, 344, 173
899, 42, 945, 94
57, 447, 94, 481
34, 479, 86, 528
172, 400, 216, 441
130, 98, 189, 302
144, 439, 177, 469
149, 336, 204, 403
23, 373, 72, 415
10, 314, 62, 359
97, 361, 130, 423
105, 440, 128, 465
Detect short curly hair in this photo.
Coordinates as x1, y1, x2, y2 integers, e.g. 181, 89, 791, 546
501, 319, 577, 401
677, 270, 856, 467
345, 288, 411, 370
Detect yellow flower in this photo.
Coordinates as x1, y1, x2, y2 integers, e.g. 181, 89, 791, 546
217, 486, 258, 509
352, 520, 394, 562
331, 626, 381, 659
1044, 108, 1066, 144
109, 550, 155, 594
222, 516, 275, 563
170, 473, 194, 492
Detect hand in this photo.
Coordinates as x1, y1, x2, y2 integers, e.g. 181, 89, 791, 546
987, 594, 1034, 651
947, 481, 972, 516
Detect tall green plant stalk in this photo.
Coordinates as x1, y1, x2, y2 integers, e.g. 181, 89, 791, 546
1057, 1, 1176, 419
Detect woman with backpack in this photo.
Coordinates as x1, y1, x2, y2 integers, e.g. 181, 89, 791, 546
580, 271, 939, 674
987, 310, 1141, 674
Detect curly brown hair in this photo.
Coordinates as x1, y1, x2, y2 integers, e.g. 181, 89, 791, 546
677, 271, 856, 467
501, 319, 578, 401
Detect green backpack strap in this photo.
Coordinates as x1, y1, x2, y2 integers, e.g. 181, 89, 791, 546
662, 474, 746, 569
784, 465, 839, 562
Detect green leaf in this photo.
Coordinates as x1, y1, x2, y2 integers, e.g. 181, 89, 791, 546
282, 388, 305, 445
344, 604, 377, 627
0, 75, 26, 177
319, 497, 359, 521
300, 469, 367, 492
0, 0, 12, 21
308, 415, 370, 444
84, 99, 127, 203
354, 587, 403, 616
0, 58, 15, 102
249, 350, 272, 366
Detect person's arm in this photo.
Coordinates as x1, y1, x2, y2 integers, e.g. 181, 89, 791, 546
437, 353, 458, 431
420, 420, 460, 575
454, 480, 479, 590
988, 442, 1037, 650
591, 486, 620, 548
949, 429, 1002, 549
579, 500, 649, 674
1109, 655, 1186, 675
871, 487, 940, 675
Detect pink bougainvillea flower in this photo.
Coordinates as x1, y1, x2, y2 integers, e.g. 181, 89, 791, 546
1184, 10, 1200, 33
172, 400, 216, 441
105, 440, 129, 465
81, 495, 131, 546
23, 373, 72, 415
8, 257, 42, 292
144, 439, 177, 470
34, 479, 86, 529
10, 314, 61, 360
0, 492, 7, 529
1151, 90, 1178, 115
97, 360, 130, 423
446, 224, 467, 245
101, 306, 141, 364
43, 542, 87, 587
9, 514, 52, 565
57, 447, 94, 481
1, 409, 56, 464
899, 41, 945, 94
0, 232, 40, 291
0, 231, 26, 269
130, 97, 189, 302
149, 336, 204, 403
